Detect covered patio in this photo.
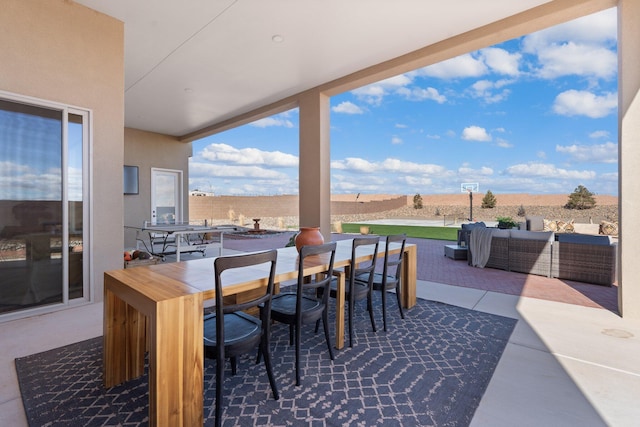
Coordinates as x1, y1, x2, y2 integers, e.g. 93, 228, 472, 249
2, 234, 639, 424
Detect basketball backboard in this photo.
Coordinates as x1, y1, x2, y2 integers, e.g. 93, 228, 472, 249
460, 182, 479, 193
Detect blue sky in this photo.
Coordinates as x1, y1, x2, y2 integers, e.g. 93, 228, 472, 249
189, 8, 618, 197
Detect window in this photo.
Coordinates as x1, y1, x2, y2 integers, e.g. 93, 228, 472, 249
0, 93, 90, 318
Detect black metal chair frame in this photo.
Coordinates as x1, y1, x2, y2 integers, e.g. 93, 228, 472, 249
269, 242, 337, 386
356, 234, 406, 331
326, 236, 380, 347
203, 250, 279, 427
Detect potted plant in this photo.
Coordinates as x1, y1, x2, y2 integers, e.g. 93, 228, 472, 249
496, 216, 518, 229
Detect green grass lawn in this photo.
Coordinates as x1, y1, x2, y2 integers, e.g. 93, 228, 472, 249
340, 223, 458, 241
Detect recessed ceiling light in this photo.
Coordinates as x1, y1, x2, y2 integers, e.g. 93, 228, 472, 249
271, 34, 284, 43
184, 88, 193, 93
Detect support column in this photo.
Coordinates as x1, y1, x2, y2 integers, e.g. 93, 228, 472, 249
618, 0, 640, 318
298, 90, 331, 240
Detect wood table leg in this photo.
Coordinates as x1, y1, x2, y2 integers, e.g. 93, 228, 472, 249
402, 245, 417, 309
103, 281, 145, 387
148, 293, 204, 426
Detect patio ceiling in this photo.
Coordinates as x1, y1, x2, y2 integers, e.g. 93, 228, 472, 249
77, 0, 563, 138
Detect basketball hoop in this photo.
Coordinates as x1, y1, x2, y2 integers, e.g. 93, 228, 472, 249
460, 182, 479, 193
460, 183, 479, 221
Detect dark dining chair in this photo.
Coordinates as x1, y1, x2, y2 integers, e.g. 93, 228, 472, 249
269, 242, 337, 386
203, 250, 279, 427
324, 236, 380, 347
355, 234, 406, 331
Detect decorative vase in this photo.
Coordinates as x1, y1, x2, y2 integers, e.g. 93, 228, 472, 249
294, 227, 324, 251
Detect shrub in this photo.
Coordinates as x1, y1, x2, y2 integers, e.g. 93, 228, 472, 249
496, 216, 518, 229
481, 190, 497, 208
517, 204, 526, 217
565, 185, 596, 210
413, 193, 423, 209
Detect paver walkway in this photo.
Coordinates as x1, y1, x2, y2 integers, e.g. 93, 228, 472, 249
220, 232, 619, 313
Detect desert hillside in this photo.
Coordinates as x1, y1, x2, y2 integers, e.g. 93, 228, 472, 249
204, 193, 618, 230
415, 193, 618, 207
342, 193, 619, 225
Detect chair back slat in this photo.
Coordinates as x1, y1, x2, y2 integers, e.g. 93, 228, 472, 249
383, 234, 406, 281
213, 250, 278, 316
350, 236, 380, 287
298, 242, 337, 309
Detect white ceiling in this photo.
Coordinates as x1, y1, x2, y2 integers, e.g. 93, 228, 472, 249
76, 0, 553, 138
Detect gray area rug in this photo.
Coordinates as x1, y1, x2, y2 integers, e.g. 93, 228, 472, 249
16, 298, 517, 426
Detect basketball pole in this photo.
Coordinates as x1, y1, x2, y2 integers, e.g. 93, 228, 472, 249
468, 190, 473, 221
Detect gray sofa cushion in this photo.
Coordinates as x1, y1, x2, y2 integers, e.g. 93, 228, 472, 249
525, 215, 544, 232
461, 222, 486, 230
556, 233, 612, 246
509, 229, 554, 242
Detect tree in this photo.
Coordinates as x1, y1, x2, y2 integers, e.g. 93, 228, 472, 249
565, 185, 596, 210
413, 193, 423, 209
481, 190, 497, 208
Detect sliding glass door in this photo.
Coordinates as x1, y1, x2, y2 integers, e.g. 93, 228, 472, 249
0, 95, 89, 317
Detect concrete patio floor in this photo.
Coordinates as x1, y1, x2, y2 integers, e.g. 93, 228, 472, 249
1, 232, 639, 426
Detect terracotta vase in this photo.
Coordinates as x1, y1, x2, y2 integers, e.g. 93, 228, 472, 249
294, 227, 324, 251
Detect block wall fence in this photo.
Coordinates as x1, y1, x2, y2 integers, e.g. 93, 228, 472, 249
189, 195, 409, 222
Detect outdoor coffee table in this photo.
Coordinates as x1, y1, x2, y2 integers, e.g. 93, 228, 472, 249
444, 244, 468, 260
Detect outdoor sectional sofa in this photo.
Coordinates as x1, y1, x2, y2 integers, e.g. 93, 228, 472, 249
466, 226, 616, 286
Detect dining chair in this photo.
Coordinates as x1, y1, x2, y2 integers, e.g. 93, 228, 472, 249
203, 249, 279, 427
324, 236, 380, 347
355, 234, 406, 331
269, 242, 337, 386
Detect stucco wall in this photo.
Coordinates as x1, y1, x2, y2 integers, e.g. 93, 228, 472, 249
189, 195, 407, 222
124, 128, 192, 248
0, 0, 124, 303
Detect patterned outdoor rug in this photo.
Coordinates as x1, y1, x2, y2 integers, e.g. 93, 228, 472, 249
16, 298, 517, 426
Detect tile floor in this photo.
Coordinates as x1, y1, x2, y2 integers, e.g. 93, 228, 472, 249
1, 234, 639, 426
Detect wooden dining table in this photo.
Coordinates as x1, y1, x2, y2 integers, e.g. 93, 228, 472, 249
103, 238, 416, 426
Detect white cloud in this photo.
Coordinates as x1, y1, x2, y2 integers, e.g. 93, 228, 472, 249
250, 116, 295, 128
391, 136, 403, 145
462, 126, 492, 142
332, 101, 364, 114
331, 157, 376, 173
331, 157, 447, 176
190, 162, 288, 180
403, 176, 434, 187
0, 162, 65, 199
522, 8, 617, 80
589, 130, 610, 139
381, 158, 446, 175
523, 8, 617, 51
396, 86, 446, 103
458, 166, 494, 176
470, 79, 512, 104
496, 138, 513, 148
395, 123, 408, 129
505, 162, 596, 180
556, 142, 618, 163
352, 74, 413, 105
418, 53, 488, 79
535, 42, 617, 79
417, 48, 519, 80
479, 47, 521, 76
552, 90, 617, 118
200, 143, 298, 167
0, 161, 31, 175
